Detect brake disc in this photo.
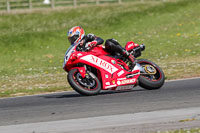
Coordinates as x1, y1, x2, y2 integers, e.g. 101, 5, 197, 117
144, 65, 157, 75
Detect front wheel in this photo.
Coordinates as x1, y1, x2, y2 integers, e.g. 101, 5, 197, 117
137, 59, 165, 90
67, 69, 101, 96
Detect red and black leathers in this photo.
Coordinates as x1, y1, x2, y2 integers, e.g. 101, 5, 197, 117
105, 38, 136, 69
81, 34, 104, 50
78, 35, 136, 70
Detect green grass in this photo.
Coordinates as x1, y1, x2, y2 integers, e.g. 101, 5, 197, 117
0, 0, 200, 97
155, 128, 200, 133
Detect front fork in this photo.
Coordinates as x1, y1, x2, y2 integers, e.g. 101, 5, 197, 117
76, 65, 92, 79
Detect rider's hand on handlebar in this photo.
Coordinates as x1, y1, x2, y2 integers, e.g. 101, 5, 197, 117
85, 41, 97, 51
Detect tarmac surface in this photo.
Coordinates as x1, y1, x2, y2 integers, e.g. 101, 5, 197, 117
0, 77, 200, 132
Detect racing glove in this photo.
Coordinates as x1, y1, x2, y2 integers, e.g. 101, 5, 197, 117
85, 41, 97, 51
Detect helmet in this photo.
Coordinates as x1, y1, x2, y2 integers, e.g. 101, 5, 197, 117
67, 26, 85, 44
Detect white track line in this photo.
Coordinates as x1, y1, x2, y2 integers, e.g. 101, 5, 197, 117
0, 107, 200, 133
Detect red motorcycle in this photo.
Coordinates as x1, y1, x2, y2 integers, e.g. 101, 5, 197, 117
63, 41, 165, 96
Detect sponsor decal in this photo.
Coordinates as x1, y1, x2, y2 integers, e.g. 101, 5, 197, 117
106, 82, 110, 85
105, 75, 109, 78
117, 78, 126, 80
111, 60, 116, 64
77, 53, 83, 57
117, 70, 124, 77
105, 84, 117, 89
118, 78, 136, 85
117, 81, 121, 85
128, 43, 134, 48
81, 55, 118, 74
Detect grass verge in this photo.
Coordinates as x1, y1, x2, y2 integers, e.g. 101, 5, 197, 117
155, 128, 200, 133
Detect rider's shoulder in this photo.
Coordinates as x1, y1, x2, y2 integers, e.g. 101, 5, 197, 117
87, 33, 96, 37
85, 33, 96, 40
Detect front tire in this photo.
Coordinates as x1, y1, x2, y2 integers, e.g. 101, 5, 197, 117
137, 59, 165, 90
67, 69, 101, 96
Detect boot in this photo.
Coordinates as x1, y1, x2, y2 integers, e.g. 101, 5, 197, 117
122, 49, 136, 70
128, 54, 136, 70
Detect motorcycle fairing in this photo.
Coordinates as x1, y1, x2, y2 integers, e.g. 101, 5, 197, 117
64, 44, 140, 90
80, 54, 118, 74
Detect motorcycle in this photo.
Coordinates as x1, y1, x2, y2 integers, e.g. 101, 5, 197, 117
63, 40, 165, 96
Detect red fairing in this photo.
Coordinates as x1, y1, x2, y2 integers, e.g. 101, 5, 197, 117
125, 41, 139, 51
63, 44, 140, 90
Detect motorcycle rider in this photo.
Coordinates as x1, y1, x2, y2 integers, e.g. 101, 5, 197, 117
67, 26, 136, 69
67, 26, 104, 51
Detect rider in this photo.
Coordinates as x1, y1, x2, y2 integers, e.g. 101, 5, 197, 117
67, 26, 104, 51
67, 26, 136, 69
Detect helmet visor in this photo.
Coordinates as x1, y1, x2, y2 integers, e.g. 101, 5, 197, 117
68, 35, 79, 44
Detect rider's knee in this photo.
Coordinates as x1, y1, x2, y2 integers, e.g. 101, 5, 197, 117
105, 39, 118, 54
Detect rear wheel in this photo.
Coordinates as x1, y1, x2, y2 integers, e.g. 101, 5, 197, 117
67, 69, 101, 96
137, 59, 165, 90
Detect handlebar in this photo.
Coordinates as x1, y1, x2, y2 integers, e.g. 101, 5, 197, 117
140, 44, 145, 51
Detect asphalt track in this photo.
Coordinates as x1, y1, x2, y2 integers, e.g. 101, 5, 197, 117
0, 77, 200, 131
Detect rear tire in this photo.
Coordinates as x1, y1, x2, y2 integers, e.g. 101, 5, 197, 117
137, 59, 165, 90
67, 69, 101, 96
